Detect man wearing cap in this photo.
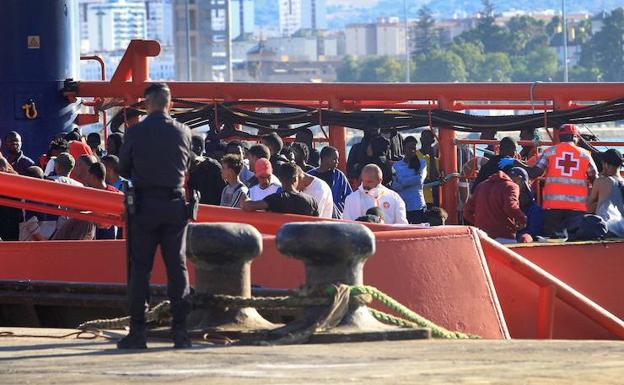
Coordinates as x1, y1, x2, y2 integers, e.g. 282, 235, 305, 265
528, 124, 597, 238
248, 158, 281, 201
242, 162, 319, 216
588, 149, 624, 237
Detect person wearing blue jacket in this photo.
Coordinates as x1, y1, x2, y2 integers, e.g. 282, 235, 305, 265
392, 136, 428, 224
309, 146, 353, 218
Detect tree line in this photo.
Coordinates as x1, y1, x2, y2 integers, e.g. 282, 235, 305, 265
337, 1, 624, 82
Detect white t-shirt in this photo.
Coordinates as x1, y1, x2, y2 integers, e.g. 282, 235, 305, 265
49, 175, 84, 187
44, 158, 56, 176
302, 176, 334, 218
249, 182, 281, 201
343, 185, 408, 224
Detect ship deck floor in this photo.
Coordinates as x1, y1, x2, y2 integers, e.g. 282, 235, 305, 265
1, 327, 623, 385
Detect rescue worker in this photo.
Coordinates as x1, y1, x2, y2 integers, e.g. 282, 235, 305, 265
528, 124, 598, 238
118, 83, 193, 349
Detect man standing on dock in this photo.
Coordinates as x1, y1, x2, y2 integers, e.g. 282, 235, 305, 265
118, 83, 194, 349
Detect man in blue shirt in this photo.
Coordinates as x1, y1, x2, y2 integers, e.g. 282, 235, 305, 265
2, 131, 34, 175
392, 136, 428, 224
102, 155, 129, 192
309, 146, 352, 218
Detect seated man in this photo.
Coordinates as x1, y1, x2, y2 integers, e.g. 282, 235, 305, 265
427, 207, 448, 226
343, 164, 408, 224
355, 207, 385, 224
309, 146, 352, 218
48, 152, 83, 186
72, 154, 98, 186
464, 170, 527, 244
85, 162, 121, 239
242, 162, 319, 217
296, 167, 334, 218
220, 154, 248, 208
102, 155, 129, 192
248, 158, 281, 201
507, 167, 543, 240
588, 149, 624, 237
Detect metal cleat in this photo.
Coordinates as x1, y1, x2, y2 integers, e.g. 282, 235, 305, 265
276, 222, 392, 334
186, 223, 274, 332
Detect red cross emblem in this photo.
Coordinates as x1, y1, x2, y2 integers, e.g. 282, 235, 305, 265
555, 151, 580, 177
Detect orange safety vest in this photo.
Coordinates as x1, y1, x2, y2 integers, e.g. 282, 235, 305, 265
542, 142, 591, 211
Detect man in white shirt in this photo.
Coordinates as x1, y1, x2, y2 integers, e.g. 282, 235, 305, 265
248, 158, 281, 201
48, 152, 83, 186
343, 164, 408, 224
296, 166, 334, 218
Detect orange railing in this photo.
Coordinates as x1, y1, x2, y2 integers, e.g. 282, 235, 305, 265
480, 236, 624, 339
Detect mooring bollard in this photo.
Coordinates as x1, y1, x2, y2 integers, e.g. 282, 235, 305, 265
276, 221, 389, 331
186, 223, 274, 331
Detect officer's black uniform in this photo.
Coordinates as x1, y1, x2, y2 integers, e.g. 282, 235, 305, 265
118, 108, 193, 348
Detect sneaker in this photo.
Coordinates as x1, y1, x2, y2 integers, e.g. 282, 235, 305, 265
172, 328, 192, 349
116, 333, 147, 350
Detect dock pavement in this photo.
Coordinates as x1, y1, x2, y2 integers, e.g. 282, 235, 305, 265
1, 327, 623, 384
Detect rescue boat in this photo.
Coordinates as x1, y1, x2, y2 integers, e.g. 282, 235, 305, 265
1, 0, 623, 341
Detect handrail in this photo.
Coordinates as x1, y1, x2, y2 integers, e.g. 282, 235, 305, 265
0, 197, 122, 226
80, 55, 106, 81
0, 173, 124, 215
480, 234, 624, 339
456, 139, 624, 147
0, 172, 403, 235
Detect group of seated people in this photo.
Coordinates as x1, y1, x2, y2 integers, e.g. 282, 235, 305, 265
2, 123, 621, 245
0, 126, 450, 242
0, 129, 127, 241
187, 129, 447, 226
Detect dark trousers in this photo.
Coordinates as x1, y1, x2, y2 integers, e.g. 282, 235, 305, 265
128, 196, 191, 329
542, 209, 585, 238
407, 208, 428, 225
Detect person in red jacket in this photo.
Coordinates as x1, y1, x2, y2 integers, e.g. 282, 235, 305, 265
464, 170, 527, 244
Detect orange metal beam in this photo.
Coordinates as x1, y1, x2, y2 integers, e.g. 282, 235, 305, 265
75, 80, 624, 102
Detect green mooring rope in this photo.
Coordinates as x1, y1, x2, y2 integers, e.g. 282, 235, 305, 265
329, 285, 479, 339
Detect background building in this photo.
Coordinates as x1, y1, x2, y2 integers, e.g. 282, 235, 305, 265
231, 0, 255, 39
86, 0, 147, 52
279, 0, 326, 36
145, 0, 174, 46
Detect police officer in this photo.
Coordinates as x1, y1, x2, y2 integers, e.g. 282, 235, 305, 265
118, 83, 193, 349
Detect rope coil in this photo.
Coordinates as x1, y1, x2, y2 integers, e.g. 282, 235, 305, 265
77, 285, 478, 341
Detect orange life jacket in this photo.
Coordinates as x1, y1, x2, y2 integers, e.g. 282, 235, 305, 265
542, 142, 592, 211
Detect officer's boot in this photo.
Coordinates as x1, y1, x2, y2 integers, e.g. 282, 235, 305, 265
172, 320, 191, 349
117, 321, 147, 350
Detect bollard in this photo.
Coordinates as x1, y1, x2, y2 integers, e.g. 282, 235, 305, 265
276, 221, 389, 332
186, 223, 274, 331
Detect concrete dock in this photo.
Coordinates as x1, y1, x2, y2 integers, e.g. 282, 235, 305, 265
1, 328, 623, 384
